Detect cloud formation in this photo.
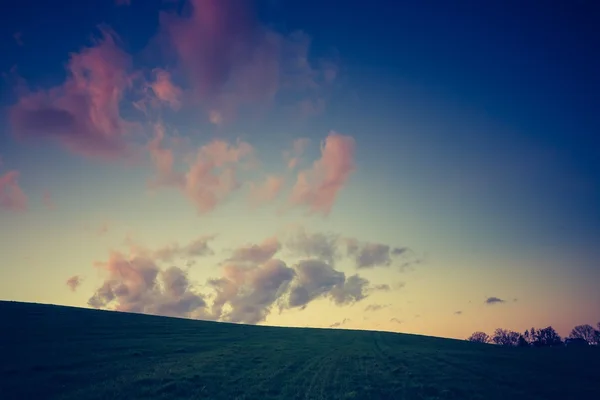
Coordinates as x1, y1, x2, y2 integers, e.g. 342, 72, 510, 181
10, 28, 134, 160
285, 228, 340, 265
0, 170, 28, 212
87, 233, 381, 324
159, 0, 336, 124
88, 251, 208, 318
148, 130, 255, 213
291, 132, 356, 215
485, 297, 505, 305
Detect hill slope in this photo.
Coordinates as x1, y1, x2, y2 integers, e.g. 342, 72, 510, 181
1, 301, 598, 400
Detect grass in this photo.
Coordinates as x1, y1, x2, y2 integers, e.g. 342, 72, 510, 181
1, 301, 599, 399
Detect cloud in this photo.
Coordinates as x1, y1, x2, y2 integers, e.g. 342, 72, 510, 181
372, 284, 391, 292
66, 276, 82, 292
88, 251, 208, 318
390, 318, 403, 324
454, 311, 463, 315
159, 0, 337, 123
148, 128, 255, 213
365, 304, 390, 312
345, 239, 393, 268
290, 132, 355, 215
208, 258, 296, 324
285, 260, 370, 309
330, 318, 350, 328
330, 274, 369, 305
42, 190, 55, 210
485, 297, 505, 305
87, 234, 379, 324
140, 69, 183, 111
285, 228, 340, 265
126, 235, 215, 263
0, 170, 28, 212
284, 138, 310, 169
227, 237, 281, 264
9, 28, 134, 160
248, 175, 284, 206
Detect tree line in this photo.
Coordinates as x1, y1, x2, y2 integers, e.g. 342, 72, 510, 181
467, 322, 600, 347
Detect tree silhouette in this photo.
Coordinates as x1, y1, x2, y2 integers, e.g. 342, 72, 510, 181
517, 335, 529, 347
492, 328, 520, 346
467, 331, 490, 343
532, 326, 562, 347
570, 324, 598, 345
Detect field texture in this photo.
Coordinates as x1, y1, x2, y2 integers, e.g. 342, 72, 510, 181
1, 301, 599, 400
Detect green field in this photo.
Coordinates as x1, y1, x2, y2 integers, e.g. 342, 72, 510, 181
1, 301, 598, 399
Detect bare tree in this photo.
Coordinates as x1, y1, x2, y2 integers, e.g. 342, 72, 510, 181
467, 331, 490, 343
492, 328, 520, 346
532, 326, 562, 347
570, 324, 598, 345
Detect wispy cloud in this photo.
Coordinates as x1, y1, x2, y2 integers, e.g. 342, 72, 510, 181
330, 318, 350, 328
365, 304, 390, 312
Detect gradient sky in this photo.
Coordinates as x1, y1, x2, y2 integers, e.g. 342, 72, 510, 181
0, 0, 598, 340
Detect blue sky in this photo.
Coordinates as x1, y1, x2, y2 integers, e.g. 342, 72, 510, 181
0, 0, 598, 339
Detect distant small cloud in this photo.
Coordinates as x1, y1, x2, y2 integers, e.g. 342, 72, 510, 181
390, 318, 403, 324
365, 304, 389, 312
454, 311, 462, 315
414, 314, 421, 318
330, 318, 350, 328
372, 284, 390, 292
66, 275, 82, 292
485, 297, 505, 305
513, 298, 518, 302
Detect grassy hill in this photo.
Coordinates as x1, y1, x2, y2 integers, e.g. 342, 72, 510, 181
0, 301, 598, 399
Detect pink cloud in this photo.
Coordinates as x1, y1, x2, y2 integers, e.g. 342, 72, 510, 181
9, 28, 134, 160
149, 69, 183, 110
0, 170, 28, 212
42, 190, 56, 210
88, 251, 208, 318
248, 175, 284, 206
66, 275, 82, 292
149, 127, 254, 213
159, 0, 336, 123
290, 132, 356, 215
183, 140, 254, 213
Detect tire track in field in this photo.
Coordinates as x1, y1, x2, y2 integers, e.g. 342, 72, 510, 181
370, 331, 412, 399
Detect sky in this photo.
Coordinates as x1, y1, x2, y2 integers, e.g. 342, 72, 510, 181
0, 0, 599, 340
